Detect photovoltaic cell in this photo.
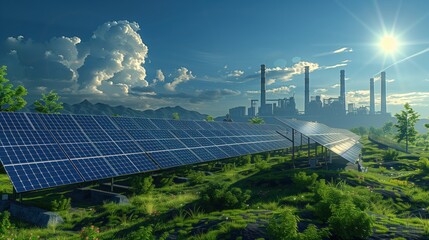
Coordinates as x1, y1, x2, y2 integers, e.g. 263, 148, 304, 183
126, 153, 159, 171
104, 155, 139, 175
115, 141, 143, 154
72, 115, 102, 129
0, 112, 33, 130
133, 118, 158, 129
38, 114, 80, 130
0, 130, 55, 146
149, 151, 183, 168
83, 130, 111, 142
179, 138, 201, 148
151, 119, 175, 129
104, 130, 132, 141
93, 115, 118, 129
5, 160, 83, 192
0, 145, 68, 165
93, 142, 123, 155
158, 139, 186, 150
50, 130, 89, 144
127, 130, 155, 140
111, 117, 140, 129
137, 140, 166, 152
170, 149, 201, 164
190, 148, 216, 162
60, 143, 101, 159
72, 158, 117, 181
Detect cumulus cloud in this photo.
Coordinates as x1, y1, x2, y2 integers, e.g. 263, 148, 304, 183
346, 90, 370, 105
246, 85, 296, 94
164, 67, 195, 91
266, 78, 276, 85
331, 84, 340, 88
151, 69, 165, 85
227, 70, 244, 77
77, 20, 149, 94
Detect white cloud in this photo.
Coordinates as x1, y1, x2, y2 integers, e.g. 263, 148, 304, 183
342, 59, 352, 63
314, 88, 327, 94
266, 78, 276, 85
387, 92, 429, 106
227, 70, 244, 77
164, 67, 195, 91
77, 20, 149, 95
265, 61, 320, 81
331, 84, 340, 88
323, 63, 348, 69
387, 79, 395, 83
246, 85, 296, 94
152, 69, 165, 85
333, 47, 353, 54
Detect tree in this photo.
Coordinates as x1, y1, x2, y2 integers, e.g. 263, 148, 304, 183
394, 103, 420, 153
249, 116, 264, 124
425, 123, 429, 130
206, 115, 214, 121
382, 122, 394, 135
0, 66, 27, 111
34, 90, 63, 114
172, 112, 180, 120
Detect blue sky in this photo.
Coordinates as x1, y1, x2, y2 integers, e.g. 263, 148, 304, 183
1, 0, 429, 117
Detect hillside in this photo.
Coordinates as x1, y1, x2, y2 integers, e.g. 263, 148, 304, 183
23, 99, 208, 120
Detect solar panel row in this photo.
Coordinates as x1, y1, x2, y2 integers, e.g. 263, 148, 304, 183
275, 118, 362, 163
0, 112, 290, 193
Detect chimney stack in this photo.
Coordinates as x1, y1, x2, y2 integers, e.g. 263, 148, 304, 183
370, 78, 375, 114
381, 71, 386, 114
261, 64, 266, 108
340, 70, 346, 113
304, 66, 309, 114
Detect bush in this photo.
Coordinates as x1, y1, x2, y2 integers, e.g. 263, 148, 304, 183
267, 210, 299, 240
0, 211, 11, 235
132, 175, 154, 195
188, 171, 205, 186
127, 225, 155, 240
254, 158, 269, 171
299, 224, 329, 240
159, 176, 174, 187
201, 182, 251, 211
51, 195, 71, 211
238, 155, 251, 166
382, 150, 399, 162
292, 172, 318, 191
328, 201, 373, 240
417, 157, 429, 173
313, 180, 350, 221
80, 225, 100, 240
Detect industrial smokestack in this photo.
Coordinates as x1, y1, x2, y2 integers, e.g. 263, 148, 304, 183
304, 66, 309, 114
261, 64, 266, 107
340, 70, 346, 113
381, 71, 386, 114
370, 78, 375, 114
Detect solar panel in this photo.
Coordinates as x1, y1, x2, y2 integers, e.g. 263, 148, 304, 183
71, 157, 117, 181
149, 151, 183, 168
111, 117, 140, 129
0, 112, 294, 193
5, 161, 83, 192
0, 112, 34, 130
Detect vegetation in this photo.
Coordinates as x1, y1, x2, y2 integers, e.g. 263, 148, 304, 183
172, 112, 180, 120
1, 128, 429, 239
34, 90, 64, 114
249, 116, 264, 124
394, 103, 420, 152
206, 115, 214, 121
0, 65, 27, 111
0, 211, 11, 235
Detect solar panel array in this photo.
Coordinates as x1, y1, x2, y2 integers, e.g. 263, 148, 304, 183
0, 112, 291, 193
275, 118, 362, 163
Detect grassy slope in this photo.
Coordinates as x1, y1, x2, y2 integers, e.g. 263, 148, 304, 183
1, 138, 429, 239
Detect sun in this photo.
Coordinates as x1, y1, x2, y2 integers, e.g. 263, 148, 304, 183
379, 35, 399, 54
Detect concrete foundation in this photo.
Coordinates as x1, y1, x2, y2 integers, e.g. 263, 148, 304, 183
9, 202, 64, 227
71, 188, 129, 205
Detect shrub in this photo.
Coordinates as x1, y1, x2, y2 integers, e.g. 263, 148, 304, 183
201, 182, 251, 211
382, 150, 399, 162
127, 225, 155, 240
188, 171, 205, 186
299, 224, 330, 240
51, 195, 71, 211
292, 172, 318, 191
328, 201, 373, 240
80, 225, 100, 240
313, 180, 350, 221
0, 211, 11, 235
238, 155, 251, 166
159, 176, 174, 187
267, 210, 299, 240
254, 158, 269, 171
132, 175, 154, 195
417, 157, 429, 173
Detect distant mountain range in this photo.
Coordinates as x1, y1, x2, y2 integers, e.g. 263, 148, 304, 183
23, 99, 208, 120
